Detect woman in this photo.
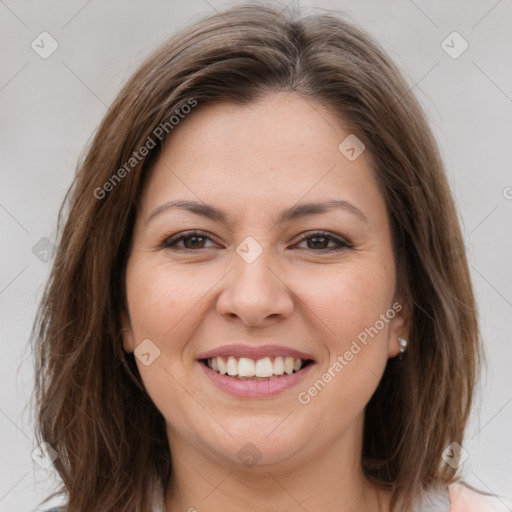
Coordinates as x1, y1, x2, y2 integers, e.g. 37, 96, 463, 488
32, 2, 509, 511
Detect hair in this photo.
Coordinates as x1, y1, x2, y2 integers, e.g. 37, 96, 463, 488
32, 2, 481, 511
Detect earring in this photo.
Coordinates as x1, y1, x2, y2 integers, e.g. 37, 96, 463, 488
398, 337, 408, 360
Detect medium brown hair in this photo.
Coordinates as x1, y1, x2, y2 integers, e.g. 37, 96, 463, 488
32, 2, 481, 511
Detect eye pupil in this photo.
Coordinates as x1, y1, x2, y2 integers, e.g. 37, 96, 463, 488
184, 236, 205, 249
308, 236, 329, 249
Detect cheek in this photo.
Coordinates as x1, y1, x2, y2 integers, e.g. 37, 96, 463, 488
125, 259, 225, 406
294, 261, 395, 415
125, 260, 212, 344
125, 261, 207, 427
303, 259, 395, 346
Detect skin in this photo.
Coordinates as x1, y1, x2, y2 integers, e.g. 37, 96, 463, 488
122, 92, 409, 512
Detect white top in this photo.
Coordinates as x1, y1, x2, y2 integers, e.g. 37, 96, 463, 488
152, 482, 511, 512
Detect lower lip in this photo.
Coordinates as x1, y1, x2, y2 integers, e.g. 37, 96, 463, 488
199, 361, 314, 398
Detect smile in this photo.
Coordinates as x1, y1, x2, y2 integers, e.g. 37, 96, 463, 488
202, 355, 313, 380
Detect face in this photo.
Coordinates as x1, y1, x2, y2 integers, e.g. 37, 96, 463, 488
122, 92, 408, 471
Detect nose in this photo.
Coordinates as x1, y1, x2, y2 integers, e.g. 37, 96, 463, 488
216, 250, 294, 328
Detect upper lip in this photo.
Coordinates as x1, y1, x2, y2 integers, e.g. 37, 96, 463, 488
197, 344, 315, 361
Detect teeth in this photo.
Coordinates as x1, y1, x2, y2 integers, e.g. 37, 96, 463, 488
218, 357, 227, 375
238, 357, 255, 377
226, 356, 238, 376
284, 356, 294, 375
206, 356, 306, 378
255, 357, 273, 377
273, 356, 284, 375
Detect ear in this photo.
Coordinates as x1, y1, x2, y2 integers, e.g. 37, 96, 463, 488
121, 310, 135, 353
387, 298, 410, 358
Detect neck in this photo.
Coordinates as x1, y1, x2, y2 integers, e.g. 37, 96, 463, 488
163, 416, 390, 512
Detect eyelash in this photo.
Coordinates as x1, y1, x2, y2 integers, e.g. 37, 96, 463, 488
161, 230, 352, 253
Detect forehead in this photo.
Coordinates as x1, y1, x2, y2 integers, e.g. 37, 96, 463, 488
139, 93, 384, 225
161, 93, 353, 166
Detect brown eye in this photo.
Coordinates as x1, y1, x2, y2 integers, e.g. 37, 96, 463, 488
162, 230, 217, 250
182, 235, 207, 249
294, 231, 351, 252
306, 235, 330, 250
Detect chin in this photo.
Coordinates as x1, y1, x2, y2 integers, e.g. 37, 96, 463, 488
195, 416, 313, 471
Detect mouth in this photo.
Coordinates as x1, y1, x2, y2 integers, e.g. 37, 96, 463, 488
197, 346, 316, 398
196, 344, 315, 399
200, 356, 314, 381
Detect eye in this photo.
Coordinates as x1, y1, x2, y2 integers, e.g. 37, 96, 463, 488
161, 229, 352, 252
161, 230, 218, 250
293, 231, 352, 252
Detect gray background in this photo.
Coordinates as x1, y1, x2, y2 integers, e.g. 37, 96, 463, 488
1, 0, 511, 510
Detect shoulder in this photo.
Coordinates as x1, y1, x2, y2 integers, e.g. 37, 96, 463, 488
449, 482, 512, 511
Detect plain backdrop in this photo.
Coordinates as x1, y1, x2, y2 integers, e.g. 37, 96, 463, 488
1, 0, 511, 510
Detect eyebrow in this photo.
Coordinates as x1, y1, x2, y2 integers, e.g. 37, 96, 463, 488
147, 199, 369, 225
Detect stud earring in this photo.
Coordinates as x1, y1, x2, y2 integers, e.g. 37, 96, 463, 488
398, 337, 408, 360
